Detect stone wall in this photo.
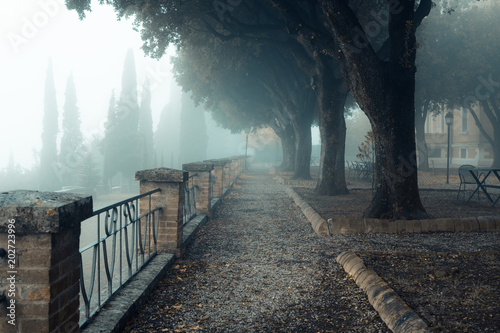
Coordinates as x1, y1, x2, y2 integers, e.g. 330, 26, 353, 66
0, 157, 244, 332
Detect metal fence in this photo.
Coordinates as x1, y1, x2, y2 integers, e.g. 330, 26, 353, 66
79, 188, 162, 328
184, 173, 197, 225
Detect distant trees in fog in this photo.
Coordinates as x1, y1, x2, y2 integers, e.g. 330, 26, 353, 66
39, 59, 60, 191
101, 49, 156, 192
114, 49, 141, 185
179, 92, 208, 165
155, 102, 180, 169
31, 50, 156, 194
139, 77, 154, 169
59, 73, 84, 185
101, 91, 119, 192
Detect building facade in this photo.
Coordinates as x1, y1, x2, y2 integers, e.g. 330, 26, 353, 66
425, 105, 494, 169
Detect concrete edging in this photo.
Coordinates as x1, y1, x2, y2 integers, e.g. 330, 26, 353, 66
278, 174, 500, 235
285, 187, 330, 236
329, 215, 499, 234
284, 185, 499, 234
336, 251, 430, 333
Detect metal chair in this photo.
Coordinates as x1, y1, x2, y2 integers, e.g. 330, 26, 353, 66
457, 164, 484, 201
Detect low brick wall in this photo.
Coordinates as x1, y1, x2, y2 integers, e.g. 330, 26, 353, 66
0, 160, 244, 332
204, 159, 227, 198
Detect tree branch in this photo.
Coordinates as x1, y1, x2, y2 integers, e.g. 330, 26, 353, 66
414, 0, 433, 28
468, 103, 494, 147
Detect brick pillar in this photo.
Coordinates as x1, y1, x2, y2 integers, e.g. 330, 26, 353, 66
135, 168, 187, 257
182, 162, 214, 218
238, 155, 245, 174
221, 159, 232, 190
225, 158, 234, 185
204, 159, 226, 198
0, 190, 92, 333
227, 158, 239, 185
232, 157, 241, 178
231, 156, 243, 176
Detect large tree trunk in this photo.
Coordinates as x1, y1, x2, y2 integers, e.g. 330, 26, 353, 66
269, 117, 296, 171
292, 113, 313, 179
415, 100, 430, 171
320, 0, 430, 219
280, 124, 296, 171
362, 25, 427, 219
315, 72, 349, 195
365, 93, 427, 219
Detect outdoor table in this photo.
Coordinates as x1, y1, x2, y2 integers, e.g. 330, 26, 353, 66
467, 168, 500, 206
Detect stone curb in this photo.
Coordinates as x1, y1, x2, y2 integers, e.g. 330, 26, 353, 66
329, 215, 499, 234
285, 187, 330, 236
336, 251, 430, 333
276, 173, 500, 234
283, 183, 499, 234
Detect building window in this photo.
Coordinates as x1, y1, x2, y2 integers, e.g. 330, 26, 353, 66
461, 148, 467, 159
428, 149, 442, 158
461, 109, 468, 133
441, 112, 445, 133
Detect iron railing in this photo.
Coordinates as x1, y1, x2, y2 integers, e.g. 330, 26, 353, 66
79, 188, 161, 328
184, 174, 197, 225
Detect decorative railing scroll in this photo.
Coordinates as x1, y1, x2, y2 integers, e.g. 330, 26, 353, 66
183, 174, 197, 225
79, 188, 161, 327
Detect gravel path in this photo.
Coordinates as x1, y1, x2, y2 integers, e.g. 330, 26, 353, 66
123, 169, 389, 332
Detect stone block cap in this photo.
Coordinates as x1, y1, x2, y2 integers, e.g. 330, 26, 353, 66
0, 190, 92, 234
135, 167, 188, 183
182, 162, 214, 172
203, 159, 227, 167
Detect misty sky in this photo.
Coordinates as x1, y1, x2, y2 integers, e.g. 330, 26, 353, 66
0, 0, 176, 170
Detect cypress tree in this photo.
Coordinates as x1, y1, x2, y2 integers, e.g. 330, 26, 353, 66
115, 49, 140, 184
139, 77, 154, 169
79, 151, 100, 197
179, 92, 208, 165
154, 102, 180, 169
101, 91, 118, 192
39, 59, 60, 190
59, 73, 84, 185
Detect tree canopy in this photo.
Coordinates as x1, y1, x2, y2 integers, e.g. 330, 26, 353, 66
67, 0, 438, 219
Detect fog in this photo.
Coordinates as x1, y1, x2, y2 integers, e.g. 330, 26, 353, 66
2, 1, 499, 195
0, 0, 244, 194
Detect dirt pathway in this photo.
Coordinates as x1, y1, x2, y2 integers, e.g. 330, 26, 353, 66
123, 169, 389, 332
